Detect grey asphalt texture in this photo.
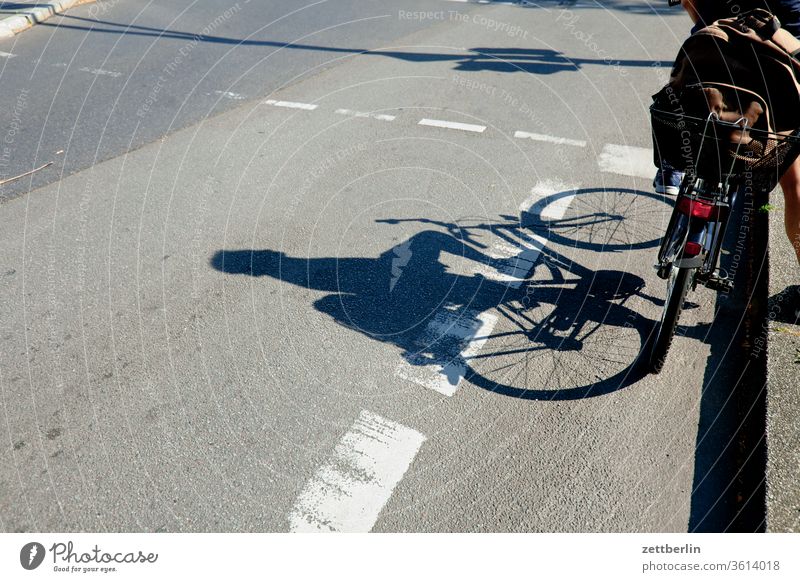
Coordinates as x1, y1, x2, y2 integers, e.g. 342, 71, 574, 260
766, 184, 800, 533
0, 0, 438, 200
0, 0, 770, 532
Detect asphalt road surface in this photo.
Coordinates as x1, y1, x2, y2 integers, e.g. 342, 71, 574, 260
0, 0, 762, 532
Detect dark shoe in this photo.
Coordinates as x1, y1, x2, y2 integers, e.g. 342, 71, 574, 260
653, 167, 684, 195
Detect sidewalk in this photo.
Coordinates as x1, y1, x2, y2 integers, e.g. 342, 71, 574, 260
0, 0, 91, 39
766, 193, 800, 532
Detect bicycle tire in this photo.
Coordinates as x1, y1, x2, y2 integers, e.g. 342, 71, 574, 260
649, 266, 693, 374
459, 275, 651, 400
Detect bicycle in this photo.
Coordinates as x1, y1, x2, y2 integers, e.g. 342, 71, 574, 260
647, 83, 800, 373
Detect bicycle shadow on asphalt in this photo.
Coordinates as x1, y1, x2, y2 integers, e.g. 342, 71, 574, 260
211, 192, 670, 400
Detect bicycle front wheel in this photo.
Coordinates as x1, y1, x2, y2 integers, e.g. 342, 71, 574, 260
649, 266, 693, 374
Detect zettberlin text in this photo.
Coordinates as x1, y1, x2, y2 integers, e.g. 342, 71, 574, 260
642, 544, 701, 554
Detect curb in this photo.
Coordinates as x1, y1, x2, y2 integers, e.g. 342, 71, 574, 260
0, 1, 90, 39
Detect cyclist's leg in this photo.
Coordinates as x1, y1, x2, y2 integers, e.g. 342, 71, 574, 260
779, 157, 800, 264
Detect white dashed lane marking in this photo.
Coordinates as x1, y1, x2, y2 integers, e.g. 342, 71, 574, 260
335, 108, 396, 121
254, 96, 660, 181
0, 51, 16, 59
445, 0, 519, 4
212, 90, 245, 100
263, 99, 318, 110
514, 130, 586, 148
395, 311, 499, 397
520, 179, 580, 223
289, 410, 426, 533
79, 67, 122, 78
444, 0, 553, 8
476, 231, 548, 289
418, 118, 487, 133
598, 144, 655, 179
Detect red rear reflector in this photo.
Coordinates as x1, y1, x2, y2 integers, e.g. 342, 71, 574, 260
677, 197, 715, 219
684, 242, 702, 256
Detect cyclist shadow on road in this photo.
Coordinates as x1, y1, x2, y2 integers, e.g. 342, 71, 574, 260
211, 212, 661, 400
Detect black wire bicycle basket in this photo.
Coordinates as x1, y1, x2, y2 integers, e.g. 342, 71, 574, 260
650, 85, 800, 192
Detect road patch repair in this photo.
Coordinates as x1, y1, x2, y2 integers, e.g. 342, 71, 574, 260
0, 0, 91, 39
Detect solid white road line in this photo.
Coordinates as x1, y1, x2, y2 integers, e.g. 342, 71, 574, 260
395, 310, 498, 396
335, 108, 396, 121
514, 130, 586, 148
289, 410, 426, 533
598, 144, 655, 179
418, 118, 486, 133
263, 99, 318, 110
